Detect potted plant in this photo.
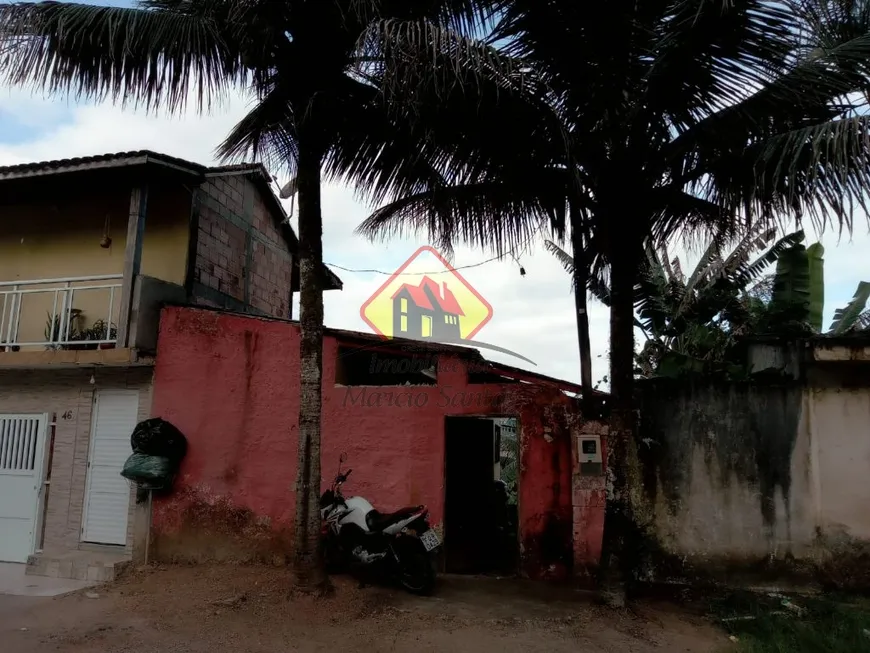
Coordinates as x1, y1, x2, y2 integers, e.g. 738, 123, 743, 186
89, 320, 118, 349
45, 310, 84, 350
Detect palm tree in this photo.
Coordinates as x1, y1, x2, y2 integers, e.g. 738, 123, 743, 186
357, 1, 870, 603
0, 0, 489, 590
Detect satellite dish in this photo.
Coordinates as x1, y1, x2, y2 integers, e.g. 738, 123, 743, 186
279, 177, 298, 199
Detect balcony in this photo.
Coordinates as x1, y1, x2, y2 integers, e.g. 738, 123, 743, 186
0, 274, 184, 368
0, 275, 123, 351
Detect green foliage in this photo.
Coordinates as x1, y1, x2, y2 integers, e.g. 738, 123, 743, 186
807, 243, 826, 333
550, 230, 811, 379
553, 226, 868, 379
830, 281, 870, 334
767, 244, 813, 332
713, 591, 870, 653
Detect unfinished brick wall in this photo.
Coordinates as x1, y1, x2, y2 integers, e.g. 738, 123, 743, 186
193, 173, 293, 318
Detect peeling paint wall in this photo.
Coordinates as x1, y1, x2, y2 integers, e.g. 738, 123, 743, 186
638, 368, 870, 588
571, 421, 608, 578
149, 306, 587, 578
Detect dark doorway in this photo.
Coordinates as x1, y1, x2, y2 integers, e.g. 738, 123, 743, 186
444, 416, 519, 575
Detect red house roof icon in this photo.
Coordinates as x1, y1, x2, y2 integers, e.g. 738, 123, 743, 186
391, 277, 465, 316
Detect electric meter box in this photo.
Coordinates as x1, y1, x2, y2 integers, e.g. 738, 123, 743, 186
577, 434, 603, 476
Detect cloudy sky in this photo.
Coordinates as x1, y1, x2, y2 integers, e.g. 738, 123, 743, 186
1, 0, 868, 387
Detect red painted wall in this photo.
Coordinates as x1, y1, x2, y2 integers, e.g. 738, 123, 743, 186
149, 307, 600, 578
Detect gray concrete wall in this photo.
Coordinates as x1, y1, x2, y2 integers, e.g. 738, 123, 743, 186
637, 366, 870, 586
129, 275, 187, 353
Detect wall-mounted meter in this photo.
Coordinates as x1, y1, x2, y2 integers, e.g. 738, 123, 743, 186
577, 434, 603, 476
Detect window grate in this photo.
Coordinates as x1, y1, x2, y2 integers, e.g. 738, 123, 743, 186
0, 416, 41, 472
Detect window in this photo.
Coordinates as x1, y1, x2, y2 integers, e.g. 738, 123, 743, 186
422, 316, 432, 337
334, 346, 437, 386
445, 315, 450, 324
400, 298, 408, 313
400, 315, 408, 332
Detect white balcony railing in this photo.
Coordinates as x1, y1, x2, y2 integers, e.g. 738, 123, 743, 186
0, 275, 124, 351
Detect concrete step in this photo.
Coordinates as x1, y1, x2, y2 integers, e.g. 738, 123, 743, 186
26, 550, 131, 582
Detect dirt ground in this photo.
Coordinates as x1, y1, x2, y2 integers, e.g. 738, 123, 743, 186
3, 565, 731, 652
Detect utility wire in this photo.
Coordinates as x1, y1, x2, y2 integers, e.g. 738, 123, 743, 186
324, 231, 541, 276
325, 254, 504, 276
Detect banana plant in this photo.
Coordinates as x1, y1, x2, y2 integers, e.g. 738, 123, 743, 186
827, 281, 870, 334
546, 229, 807, 378
760, 240, 869, 335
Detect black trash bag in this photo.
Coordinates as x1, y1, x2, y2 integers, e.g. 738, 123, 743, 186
130, 418, 187, 462
120, 452, 175, 490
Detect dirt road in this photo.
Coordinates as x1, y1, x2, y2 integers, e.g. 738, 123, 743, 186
3, 565, 729, 652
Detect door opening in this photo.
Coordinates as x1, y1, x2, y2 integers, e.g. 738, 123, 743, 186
444, 416, 519, 575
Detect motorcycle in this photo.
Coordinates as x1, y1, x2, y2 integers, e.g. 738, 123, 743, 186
319, 453, 440, 594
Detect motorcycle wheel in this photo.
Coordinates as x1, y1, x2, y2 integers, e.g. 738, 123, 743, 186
397, 548, 436, 595
321, 537, 344, 574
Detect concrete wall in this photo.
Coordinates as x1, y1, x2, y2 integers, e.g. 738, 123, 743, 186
637, 366, 870, 587
0, 367, 153, 555
571, 421, 608, 577
148, 306, 592, 579
810, 385, 870, 541
192, 176, 293, 319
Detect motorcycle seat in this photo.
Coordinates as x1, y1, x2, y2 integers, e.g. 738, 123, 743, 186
366, 506, 424, 532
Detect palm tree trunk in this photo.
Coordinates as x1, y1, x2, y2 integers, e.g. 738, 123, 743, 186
292, 139, 328, 591
597, 246, 642, 606
569, 225, 594, 407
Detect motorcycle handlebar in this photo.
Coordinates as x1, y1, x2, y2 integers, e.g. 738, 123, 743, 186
336, 469, 353, 484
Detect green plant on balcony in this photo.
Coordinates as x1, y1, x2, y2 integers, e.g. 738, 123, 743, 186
44, 309, 85, 350
84, 320, 118, 349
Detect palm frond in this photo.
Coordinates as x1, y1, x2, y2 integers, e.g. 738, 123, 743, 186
588, 274, 612, 307
0, 0, 244, 112
217, 79, 297, 170
357, 179, 563, 257
358, 16, 518, 110
728, 230, 806, 289
544, 240, 574, 276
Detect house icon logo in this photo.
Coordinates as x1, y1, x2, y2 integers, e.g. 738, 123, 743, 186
360, 246, 493, 344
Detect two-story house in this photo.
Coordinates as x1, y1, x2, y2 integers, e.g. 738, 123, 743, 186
0, 151, 341, 580
391, 277, 465, 342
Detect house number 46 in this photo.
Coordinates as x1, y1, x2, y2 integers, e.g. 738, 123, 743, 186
61, 411, 73, 420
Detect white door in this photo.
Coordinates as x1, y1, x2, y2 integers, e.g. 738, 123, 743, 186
0, 414, 48, 562
82, 390, 138, 545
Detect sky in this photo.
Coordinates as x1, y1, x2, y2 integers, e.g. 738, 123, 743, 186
1, 0, 868, 387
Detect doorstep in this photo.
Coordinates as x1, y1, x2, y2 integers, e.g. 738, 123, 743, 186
26, 549, 132, 582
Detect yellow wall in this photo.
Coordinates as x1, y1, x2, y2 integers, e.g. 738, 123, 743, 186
0, 183, 191, 346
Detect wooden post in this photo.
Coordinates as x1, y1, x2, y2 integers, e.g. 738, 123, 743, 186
144, 489, 153, 566
117, 185, 149, 347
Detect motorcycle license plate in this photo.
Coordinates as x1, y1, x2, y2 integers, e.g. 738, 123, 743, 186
420, 530, 440, 552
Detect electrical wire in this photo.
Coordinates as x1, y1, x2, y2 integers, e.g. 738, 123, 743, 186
324, 230, 542, 276
325, 254, 505, 276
